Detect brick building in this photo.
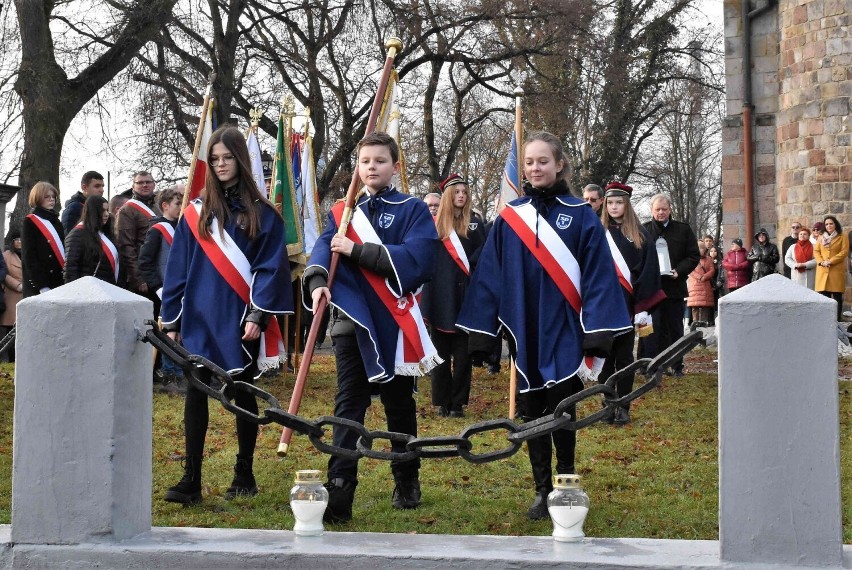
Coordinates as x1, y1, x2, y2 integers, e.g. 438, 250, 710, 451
722, 0, 851, 256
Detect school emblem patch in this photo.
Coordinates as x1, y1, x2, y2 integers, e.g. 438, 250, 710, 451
468, 222, 478, 231
556, 213, 573, 230
379, 213, 395, 228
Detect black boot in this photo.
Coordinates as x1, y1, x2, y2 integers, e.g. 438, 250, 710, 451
391, 474, 421, 510
527, 491, 550, 520
165, 455, 202, 504
225, 455, 258, 499
323, 478, 356, 523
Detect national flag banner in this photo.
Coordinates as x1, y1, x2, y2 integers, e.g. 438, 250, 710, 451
186, 98, 214, 203
375, 70, 409, 194
496, 130, 520, 212
245, 128, 267, 197
300, 132, 323, 256
290, 132, 303, 211
271, 113, 304, 259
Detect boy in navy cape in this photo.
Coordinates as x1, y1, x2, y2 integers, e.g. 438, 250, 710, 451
305, 132, 439, 523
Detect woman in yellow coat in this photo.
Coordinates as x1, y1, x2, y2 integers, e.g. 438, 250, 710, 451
814, 215, 849, 321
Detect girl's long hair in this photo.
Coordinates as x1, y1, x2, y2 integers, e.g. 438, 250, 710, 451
80, 195, 111, 236
198, 126, 273, 240
435, 184, 471, 240
600, 196, 645, 249
524, 131, 573, 189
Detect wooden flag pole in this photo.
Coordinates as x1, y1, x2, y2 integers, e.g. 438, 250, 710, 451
181, 85, 213, 215
293, 280, 302, 371
508, 85, 523, 420
278, 37, 403, 456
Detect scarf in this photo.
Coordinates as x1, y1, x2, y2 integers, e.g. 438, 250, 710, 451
793, 238, 813, 272
822, 230, 836, 247
522, 178, 570, 246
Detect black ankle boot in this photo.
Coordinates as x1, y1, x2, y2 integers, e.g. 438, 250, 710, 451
225, 455, 258, 499
527, 490, 550, 520
323, 478, 356, 523
391, 475, 421, 510
165, 455, 202, 504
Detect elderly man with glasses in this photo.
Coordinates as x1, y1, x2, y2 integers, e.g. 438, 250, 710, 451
781, 222, 802, 279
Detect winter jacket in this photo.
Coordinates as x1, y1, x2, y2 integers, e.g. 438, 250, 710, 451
60, 191, 86, 236
784, 242, 816, 290
64, 226, 120, 286
642, 218, 701, 299
21, 206, 66, 297
814, 232, 849, 293
138, 216, 177, 293
747, 241, 780, 282
2, 249, 22, 326
115, 193, 161, 292
687, 256, 715, 308
722, 249, 750, 290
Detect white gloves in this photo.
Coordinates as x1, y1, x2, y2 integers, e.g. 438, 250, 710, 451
634, 311, 652, 327
578, 356, 604, 383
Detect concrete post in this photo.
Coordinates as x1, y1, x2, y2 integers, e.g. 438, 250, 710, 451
718, 274, 842, 566
12, 278, 153, 544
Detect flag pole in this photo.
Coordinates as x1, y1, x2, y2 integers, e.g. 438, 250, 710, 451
278, 37, 404, 456
508, 85, 523, 420
181, 84, 213, 214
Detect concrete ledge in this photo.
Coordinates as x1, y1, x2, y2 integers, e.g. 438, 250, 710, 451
3, 525, 851, 569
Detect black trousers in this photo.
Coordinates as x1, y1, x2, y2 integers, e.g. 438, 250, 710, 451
516, 377, 582, 494
328, 333, 419, 484
430, 329, 472, 411
820, 291, 843, 321
184, 338, 260, 460
639, 298, 686, 373
599, 328, 636, 409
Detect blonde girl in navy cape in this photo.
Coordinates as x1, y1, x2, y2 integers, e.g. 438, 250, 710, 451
160, 126, 293, 504
457, 131, 631, 520
598, 181, 665, 425
420, 173, 486, 418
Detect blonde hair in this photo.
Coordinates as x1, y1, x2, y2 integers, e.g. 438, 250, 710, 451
600, 195, 645, 248
435, 183, 471, 240
28, 181, 58, 208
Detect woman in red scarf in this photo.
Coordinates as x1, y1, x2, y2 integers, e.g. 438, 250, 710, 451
784, 227, 815, 290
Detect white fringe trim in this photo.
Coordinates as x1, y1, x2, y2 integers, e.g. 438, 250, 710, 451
257, 356, 282, 372
394, 353, 444, 377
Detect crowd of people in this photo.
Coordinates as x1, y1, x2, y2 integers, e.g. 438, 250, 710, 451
8, 125, 851, 528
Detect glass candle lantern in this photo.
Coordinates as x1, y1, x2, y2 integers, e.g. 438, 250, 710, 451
547, 474, 589, 542
290, 469, 328, 536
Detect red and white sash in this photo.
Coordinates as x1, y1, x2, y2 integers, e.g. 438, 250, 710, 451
501, 203, 603, 379
333, 203, 440, 376
125, 199, 156, 219
605, 230, 634, 295
443, 228, 470, 275
152, 221, 175, 245
26, 213, 65, 268
99, 232, 120, 282
183, 203, 285, 372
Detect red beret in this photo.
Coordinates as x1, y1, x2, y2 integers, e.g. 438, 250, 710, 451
604, 181, 633, 197
438, 172, 467, 193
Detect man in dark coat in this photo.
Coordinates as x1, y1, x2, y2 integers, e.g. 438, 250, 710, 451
639, 193, 700, 377
61, 171, 104, 235
781, 221, 801, 279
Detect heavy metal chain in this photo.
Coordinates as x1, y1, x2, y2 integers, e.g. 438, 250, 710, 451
0, 325, 14, 357
142, 323, 704, 465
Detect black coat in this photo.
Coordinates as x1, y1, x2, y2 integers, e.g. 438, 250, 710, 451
781, 235, 796, 278
606, 223, 665, 316
61, 191, 86, 236
64, 226, 120, 286
21, 206, 66, 297
747, 241, 779, 282
643, 218, 701, 299
421, 214, 486, 332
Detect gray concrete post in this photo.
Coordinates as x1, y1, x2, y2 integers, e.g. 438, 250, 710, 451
718, 274, 842, 566
11, 278, 153, 544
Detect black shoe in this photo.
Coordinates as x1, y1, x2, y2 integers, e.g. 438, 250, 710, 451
225, 455, 258, 499
323, 478, 356, 523
601, 401, 614, 424
673, 369, 685, 378
448, 409, 464, 418
613, 407, 630, 425
527, 491, 550, 520
487, 364, 500, 375
391, 477, 421, 510
436, 406, 449, 417
165, 455, 202, 504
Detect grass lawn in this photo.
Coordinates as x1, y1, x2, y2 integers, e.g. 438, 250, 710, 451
0, 349, 850, 541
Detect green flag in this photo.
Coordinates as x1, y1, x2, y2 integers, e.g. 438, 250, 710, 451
271, 113, 304, 259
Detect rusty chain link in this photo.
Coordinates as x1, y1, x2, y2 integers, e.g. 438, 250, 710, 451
143, 322, 704, 464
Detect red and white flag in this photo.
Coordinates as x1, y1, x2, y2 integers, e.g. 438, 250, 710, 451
187, 96, 214, 202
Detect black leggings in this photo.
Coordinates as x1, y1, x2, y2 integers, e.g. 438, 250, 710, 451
184, 338, 260, 459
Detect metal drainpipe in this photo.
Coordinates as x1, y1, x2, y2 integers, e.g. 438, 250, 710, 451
742, 0, 777, 247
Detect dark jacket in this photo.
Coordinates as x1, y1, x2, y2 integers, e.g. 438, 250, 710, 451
64, 226, 120, 286
115, 192, 161, 292
60, 191, 86, 236
421, 213, 486, 331
747, 241, 779, 282
21, 206, 66, 297
642, 218, 701, 299
138, 216, 177, 292
781, 235, 797, 278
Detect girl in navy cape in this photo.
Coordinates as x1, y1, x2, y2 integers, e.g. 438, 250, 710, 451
161, 126, 293, 504
457, 131, 631, 520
